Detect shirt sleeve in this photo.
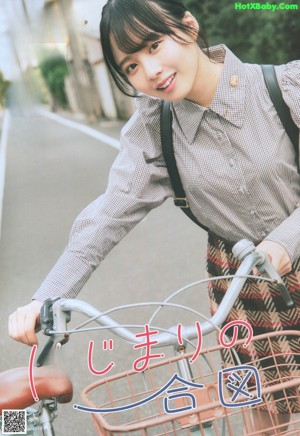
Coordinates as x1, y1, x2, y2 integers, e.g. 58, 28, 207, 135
264, 61, 300, 262
33, 105, 172, 301
279, 60, 300, 129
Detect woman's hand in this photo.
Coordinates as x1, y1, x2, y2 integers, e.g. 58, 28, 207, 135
8, 300, 43, 346
255, 240, 292, 276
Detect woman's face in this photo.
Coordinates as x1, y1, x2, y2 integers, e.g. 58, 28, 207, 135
111, 17, 202, 102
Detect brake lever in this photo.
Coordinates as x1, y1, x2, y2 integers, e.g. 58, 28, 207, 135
40, 297, 61, 336
232, 239, 294, 308
37, 298, 71, 366
256, 257, 294, 308
36, 337, 55, 367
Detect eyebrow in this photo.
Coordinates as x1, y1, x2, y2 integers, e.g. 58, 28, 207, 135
116, 32, 161, 71
117, 42, 147, 71
118, 54, 135, 71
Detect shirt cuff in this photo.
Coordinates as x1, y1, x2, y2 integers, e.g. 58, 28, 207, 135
264, 207, 300, 263
32, 251, 94, 301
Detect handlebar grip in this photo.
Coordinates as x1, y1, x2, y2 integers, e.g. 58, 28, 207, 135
232, 239, 294, 308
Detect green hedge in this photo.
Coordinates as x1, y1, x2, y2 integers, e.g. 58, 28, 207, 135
0, 71, 10, 107
39, 52, 69, 108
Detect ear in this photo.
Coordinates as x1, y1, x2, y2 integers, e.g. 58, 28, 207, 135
182, 11, 200, 40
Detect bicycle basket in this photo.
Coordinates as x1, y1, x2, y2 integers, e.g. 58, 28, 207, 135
81, 331, 300, 435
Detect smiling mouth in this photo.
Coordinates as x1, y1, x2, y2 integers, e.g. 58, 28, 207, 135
157, 73, 176, 90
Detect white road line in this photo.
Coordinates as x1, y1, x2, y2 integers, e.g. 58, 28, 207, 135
0, 109, 120, 238
0, 109, 10, 238
38, 109, 121, 150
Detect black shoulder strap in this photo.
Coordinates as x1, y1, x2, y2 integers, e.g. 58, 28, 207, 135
261, 64, 299, 170
160, 100, 208, 231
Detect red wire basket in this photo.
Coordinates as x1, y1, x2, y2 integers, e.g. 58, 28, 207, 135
81, 331, 300, 435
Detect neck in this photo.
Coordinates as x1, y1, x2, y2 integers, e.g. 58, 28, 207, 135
188, 48, 223, 107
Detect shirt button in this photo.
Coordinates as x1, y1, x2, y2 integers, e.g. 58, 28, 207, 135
229, 158, 235, 167
238, 186, 246, 194
260, 231, 266, 237
250, 210, 255, 215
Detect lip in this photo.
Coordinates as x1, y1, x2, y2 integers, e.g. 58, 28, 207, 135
156, 73, 176, 91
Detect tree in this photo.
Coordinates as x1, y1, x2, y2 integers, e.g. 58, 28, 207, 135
185, 0, 300, 63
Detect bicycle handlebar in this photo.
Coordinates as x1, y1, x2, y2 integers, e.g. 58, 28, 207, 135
38, 239, 293, 364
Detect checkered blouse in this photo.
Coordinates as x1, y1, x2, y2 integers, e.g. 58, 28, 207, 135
33, 45, 300, 301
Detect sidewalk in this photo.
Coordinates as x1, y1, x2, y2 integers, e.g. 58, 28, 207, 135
44, 105, 127, 140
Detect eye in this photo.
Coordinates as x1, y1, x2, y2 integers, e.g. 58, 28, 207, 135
149, 40, 161, 53
126, 63, 137, 75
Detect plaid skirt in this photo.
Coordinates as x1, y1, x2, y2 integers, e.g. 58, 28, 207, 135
207, 233, 300, 414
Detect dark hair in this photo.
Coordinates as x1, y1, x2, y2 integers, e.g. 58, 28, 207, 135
100, 0, 208, 97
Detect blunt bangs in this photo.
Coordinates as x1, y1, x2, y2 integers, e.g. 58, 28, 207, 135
109, 5, 188, 55
100, 0, 199, 97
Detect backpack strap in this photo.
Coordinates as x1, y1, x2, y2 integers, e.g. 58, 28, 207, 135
160, 100, 209, 231
261, 64, 299, 170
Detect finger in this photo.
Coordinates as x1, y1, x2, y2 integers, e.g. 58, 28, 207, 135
9, 301, 43, 346
8, 310, 23, 343
276, 259, 292, 276
8, 312, 17, 339
269, 252, 292, 276
281, 263, 292, 276
8, 310, 23, 342
15, 308, 33, 346
270, 253, 283, 274
23, 310, 39, 346
9, 308, 37, 346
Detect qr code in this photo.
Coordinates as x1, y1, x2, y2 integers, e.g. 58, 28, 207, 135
2, 410, 26, 434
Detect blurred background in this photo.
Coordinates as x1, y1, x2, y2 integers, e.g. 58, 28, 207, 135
0, 0, 135, 121
0, 0, 299, 123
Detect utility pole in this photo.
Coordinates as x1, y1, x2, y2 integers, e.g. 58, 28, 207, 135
58, 0, 101, 120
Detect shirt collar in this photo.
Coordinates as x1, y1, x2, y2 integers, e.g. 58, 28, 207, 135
172, 44, 247, 144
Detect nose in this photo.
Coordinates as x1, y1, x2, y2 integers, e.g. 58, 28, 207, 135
143, 57, 162, 80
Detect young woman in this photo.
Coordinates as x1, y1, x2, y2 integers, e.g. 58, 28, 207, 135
9, 0, 300, 434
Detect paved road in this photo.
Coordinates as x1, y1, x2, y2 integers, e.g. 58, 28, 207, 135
0, 83, 209, 435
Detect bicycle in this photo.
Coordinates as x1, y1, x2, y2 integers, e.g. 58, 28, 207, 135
1, 239, 300, 435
